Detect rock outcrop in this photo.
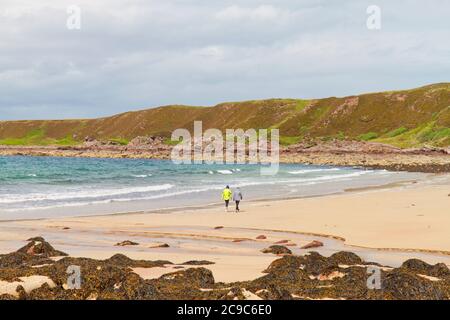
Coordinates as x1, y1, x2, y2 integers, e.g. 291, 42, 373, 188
301, 240, 324, 249
115, 240, 139, 247
1, 237, 449, 300
261, 245, 292, 255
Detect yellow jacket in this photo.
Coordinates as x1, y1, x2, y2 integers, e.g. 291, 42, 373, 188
222, 188, 232, 201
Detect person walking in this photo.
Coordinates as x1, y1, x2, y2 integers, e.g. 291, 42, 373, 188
222, 185, 232, 212
233, 187, 243, 213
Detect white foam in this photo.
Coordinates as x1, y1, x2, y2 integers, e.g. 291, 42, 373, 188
0, 184, 174, 204
217, 170, 233, 175
288, 168, 340, 175
1, 185, 226, 212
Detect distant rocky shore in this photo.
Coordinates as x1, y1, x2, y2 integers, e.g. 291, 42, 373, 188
282, 140, 450, 173
0, 137, 449, 173
1, 237, 449, 300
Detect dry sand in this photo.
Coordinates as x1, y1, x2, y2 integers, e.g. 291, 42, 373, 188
0, 176, 449, 283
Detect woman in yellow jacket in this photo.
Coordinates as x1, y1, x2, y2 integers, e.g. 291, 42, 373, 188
222, 185, 232, 212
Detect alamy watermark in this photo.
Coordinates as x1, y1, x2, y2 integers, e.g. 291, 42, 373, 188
63, 5, 381, 31
67, 5, 81, 30
170, 121, 279, 175
66, 265, 81, 289
367, 266, 382, 290
366, 5, 381, 30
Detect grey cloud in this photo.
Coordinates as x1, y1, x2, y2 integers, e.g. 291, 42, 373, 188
0, 0, 449, 119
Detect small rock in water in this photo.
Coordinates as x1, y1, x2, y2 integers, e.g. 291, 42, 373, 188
285, 242, 297, 247
115, 240, 139, 246
182, 260, 215, 266
261, 245, 292, 255
214, 226, 224, 230
149, 243, 170, 248
232, 239, 245, 243
301, 240, 324, 249
256, 235, 267, 240
274, 240, 289, 244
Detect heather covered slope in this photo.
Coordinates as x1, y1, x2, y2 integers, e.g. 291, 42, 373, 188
0, 83, 448, 147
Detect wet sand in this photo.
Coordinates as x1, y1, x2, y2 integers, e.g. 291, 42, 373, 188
0, 175, 449, 283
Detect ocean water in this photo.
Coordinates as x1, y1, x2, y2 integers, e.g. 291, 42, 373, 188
0, 156, 425, 220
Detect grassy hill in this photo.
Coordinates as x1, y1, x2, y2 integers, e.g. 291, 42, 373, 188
0, 83, 449, 148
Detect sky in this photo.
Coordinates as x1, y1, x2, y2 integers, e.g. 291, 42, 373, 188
0, 0, 449, 120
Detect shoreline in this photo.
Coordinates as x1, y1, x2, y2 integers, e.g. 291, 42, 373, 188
1, 144, 449, 173
0, 174, 429, 223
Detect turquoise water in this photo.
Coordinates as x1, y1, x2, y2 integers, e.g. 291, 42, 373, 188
0, 156, 423, 219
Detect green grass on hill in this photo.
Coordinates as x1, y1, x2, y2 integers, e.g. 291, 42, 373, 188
358, 132, 378, 141
163, 137, 181, 146
295, 99, 310, 112
386, 127, 408, 138
0, 83, 448, 148
0, 129, 82, 146
279, 136, 303, 146
108, 138, 129, 145
0, 128, 46, 145
374, 121, 450, 148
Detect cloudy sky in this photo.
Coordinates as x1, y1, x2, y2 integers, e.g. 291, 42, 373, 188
0, 0, 449, 120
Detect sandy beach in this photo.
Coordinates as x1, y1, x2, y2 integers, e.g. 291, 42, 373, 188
1, 174, 449, 284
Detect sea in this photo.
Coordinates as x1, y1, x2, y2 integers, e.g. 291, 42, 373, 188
0, 156, 426, 220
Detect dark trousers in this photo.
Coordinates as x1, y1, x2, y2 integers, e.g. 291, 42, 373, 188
235, 201, 240, 212
225, 200, 229, 208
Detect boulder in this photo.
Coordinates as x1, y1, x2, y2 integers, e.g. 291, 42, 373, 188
300, 240, 324, 249
400, 259, 450, 278
261, 245, 292, 255
149, 243, 170, 248
328, 251, 363, 265
182, 260, 215, 266
263, 255, 306, 273
115, 240, 139, 247
17, 237, 67, 257
157, 268, 215, 288
105, 254, 171, 268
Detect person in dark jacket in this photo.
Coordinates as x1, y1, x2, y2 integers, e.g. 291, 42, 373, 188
232, 187, 243, 212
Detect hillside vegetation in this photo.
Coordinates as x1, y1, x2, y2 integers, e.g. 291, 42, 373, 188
0, 83, 449, 148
